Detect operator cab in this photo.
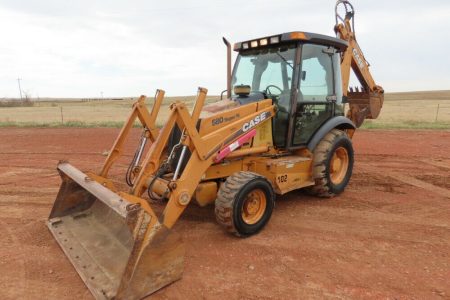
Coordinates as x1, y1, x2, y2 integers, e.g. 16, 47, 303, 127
231, 32, 348, 149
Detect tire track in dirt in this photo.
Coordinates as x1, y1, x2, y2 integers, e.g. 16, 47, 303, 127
418, 158, 450, 171
361, 164, 450, 199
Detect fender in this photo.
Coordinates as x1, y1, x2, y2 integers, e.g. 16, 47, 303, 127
307, 116, 355, 151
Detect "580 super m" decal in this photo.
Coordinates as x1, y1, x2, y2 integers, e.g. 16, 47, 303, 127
204, 110, 273, 159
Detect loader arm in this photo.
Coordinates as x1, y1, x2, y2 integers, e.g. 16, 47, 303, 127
334, 0, 384, 127
130, 92, 275, 228
99, 90, 165, 180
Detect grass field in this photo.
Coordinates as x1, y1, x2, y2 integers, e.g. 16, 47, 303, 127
361, 90, 450, 129
0, 95, 219, 128
0, 91, 449, 129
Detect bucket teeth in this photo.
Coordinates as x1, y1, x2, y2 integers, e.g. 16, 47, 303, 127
347, 91, 384, 127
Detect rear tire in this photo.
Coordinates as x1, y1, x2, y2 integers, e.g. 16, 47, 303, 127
215, 172, 275, 237
307, 129, 354, 197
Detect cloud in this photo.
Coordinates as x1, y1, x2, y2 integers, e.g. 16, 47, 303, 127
0, 0, 449, 97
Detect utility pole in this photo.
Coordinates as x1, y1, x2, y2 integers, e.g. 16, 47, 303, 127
17, 78, 23, 100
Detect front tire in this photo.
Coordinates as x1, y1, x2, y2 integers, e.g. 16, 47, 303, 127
307, 129, 354, 197
215, 172, 275, 237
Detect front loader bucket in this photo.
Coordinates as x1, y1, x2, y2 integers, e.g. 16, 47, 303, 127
47, 162, 184, 299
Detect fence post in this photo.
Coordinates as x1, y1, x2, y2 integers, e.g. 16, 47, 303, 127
434, 104, 440, 122
60, 106, 64, 124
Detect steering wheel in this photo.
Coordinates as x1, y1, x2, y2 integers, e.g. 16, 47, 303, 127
265, 85, 283, 97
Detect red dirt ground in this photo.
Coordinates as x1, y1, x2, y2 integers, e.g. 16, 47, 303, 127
0, 128, 449, 300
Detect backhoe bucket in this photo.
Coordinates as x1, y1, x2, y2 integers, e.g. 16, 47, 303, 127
347, 91, 384, 127
47, 162, 184, 299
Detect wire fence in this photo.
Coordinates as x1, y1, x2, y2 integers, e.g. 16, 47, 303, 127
375, 101, 450, 123
0, 99, 449, 126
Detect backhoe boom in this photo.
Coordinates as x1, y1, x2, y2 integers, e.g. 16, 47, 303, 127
335, 0, 384, 127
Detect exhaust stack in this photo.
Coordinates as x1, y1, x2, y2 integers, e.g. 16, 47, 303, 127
222, 37, 232, 99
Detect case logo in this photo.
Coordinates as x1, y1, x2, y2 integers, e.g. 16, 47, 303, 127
242, 111, 270, 132
353, 48, 365, 69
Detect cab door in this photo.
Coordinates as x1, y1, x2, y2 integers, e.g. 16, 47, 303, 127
291, 44, 343, 146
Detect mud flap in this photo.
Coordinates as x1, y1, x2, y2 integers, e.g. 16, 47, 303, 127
47, 162, 184, 300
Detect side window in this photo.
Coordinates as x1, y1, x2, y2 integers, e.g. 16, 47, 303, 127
299, 44, 334, 101
292, 44, 336, 147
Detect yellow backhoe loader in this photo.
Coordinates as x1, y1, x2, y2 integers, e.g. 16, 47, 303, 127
48, 1, 383, 299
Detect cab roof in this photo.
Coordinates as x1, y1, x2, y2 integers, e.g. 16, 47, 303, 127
234, 31, 348, 52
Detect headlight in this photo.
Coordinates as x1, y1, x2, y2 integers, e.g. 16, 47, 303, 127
270, 36, 280, 44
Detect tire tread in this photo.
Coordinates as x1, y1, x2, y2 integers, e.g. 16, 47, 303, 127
307, 129, 353, 198
215, 171, 270, 237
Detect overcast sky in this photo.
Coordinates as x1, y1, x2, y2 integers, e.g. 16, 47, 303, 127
1, 0, 449, 98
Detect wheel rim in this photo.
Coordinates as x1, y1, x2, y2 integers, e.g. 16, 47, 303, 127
330, 146, 349, 185
241, 189, 267, 225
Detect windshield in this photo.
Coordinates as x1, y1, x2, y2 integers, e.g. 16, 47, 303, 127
231, 44, 296, 97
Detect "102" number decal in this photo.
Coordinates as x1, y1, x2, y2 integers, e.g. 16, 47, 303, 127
277, 174, 288, 183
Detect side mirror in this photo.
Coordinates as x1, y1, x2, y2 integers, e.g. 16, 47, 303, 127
301, 71, 307, 81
